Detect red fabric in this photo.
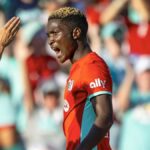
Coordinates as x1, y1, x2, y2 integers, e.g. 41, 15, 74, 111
86, 1, 110, 25
26, 55, 59, 90
63, 52, 112, 150
125, 17, 150, 55
65, 104, 85, 150
86, 6, 101, 25
96, 0, 110, 4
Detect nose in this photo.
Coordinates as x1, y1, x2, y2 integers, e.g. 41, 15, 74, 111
48, 36, 54, 47
49, 40, 54, 47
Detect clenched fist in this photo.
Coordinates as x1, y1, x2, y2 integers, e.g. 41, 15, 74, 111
0, 17, 20, 58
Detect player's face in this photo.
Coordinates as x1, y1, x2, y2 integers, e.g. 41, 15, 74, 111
47, 19, 77, 63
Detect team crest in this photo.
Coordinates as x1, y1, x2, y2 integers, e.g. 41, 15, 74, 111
64, 100, 70, 112
67, 79, 74, 91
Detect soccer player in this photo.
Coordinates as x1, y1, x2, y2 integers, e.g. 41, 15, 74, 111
47, 7, 113, 150
0, 16, 20, 59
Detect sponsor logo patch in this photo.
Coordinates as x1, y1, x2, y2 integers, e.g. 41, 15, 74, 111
90, 78, 106, 88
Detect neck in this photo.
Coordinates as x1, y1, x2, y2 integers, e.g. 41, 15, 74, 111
71, 40, 92, 64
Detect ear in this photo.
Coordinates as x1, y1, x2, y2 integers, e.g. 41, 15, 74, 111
72, 27, 81, 40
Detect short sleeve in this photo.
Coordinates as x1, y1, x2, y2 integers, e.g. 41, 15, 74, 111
82, 59, 112, 99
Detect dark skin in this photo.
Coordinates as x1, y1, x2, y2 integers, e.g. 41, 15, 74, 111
47, 19, 113, 150
77, 95, 113, 150
47, 19, 91, 63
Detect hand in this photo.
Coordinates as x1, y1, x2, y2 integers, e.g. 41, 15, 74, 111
0, 17, 20, 49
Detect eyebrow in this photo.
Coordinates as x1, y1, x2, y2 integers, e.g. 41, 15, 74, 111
46, 31, 54, 36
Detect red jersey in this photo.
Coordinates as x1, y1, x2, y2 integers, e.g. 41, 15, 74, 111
63, 52, 112, 150
26, 54, 59, 90
125, 18, 150, 55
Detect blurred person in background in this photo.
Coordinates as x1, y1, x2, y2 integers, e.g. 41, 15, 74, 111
15, 20, 67, 150
0, 0, 39, 20
100, 0, 150, 56
38, 0, 64, 25
99, 0, 150, 149
13, 9, 67, 148
100, 21, 126, 94
85, 0, 111, 54
66, 0, 86, 12
21, 78, 65, 150
116, 56, 150, 150
0, 16, 25, 150
0, 77, 25, 150
14, 21, 60, 115
100, 21, 127, 150
0, 16, 24, 132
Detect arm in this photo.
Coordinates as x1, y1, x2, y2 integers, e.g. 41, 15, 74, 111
21, 60, 35, 114
0, 17, 20, 59
131, 0, 150, 22
76, 94, 113, 150
88, 22, 101, 54
14, 33, 35, 115
116, 63, 134, 112
100, 0, 128, 25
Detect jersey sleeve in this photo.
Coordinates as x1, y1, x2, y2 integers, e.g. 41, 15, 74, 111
82, 59, 112, 100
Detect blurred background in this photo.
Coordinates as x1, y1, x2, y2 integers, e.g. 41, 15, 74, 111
0, 0, 149, 150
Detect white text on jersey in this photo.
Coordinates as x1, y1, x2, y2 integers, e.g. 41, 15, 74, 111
90, 78, 106, 88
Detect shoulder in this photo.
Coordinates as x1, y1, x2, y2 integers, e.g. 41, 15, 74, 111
82, 52, 110, 73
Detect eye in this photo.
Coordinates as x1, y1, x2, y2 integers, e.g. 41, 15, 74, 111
53, 31, 58, 35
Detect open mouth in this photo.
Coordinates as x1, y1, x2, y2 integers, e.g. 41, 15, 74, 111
51, 47, 62, 58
